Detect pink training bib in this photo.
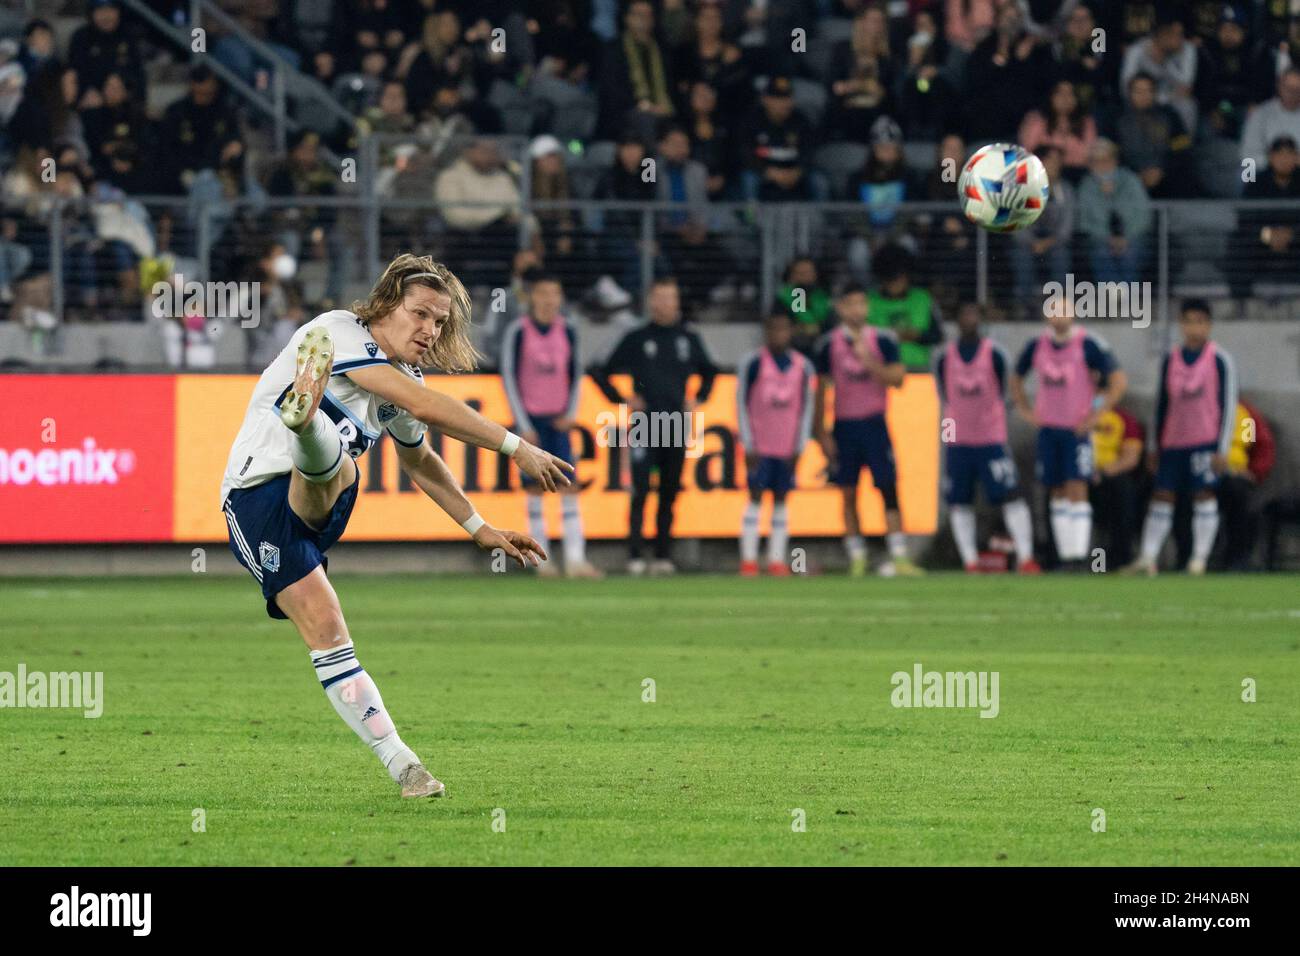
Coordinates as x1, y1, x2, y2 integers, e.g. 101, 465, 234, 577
748, 348, 805, 458
943, 338, 1006, 446
517, 315, 572, 418
1161, 341, 1221, 450
1032, 329, 1093, 429
831, 326, 887, 420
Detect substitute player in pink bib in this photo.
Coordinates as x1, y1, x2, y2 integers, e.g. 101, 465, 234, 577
935, 304, 1039, 573
1126, 299, 1237, 575
736, 311, 816, 575
1011, 300, 1127, 569
813, 283, 921, 576
500, 272, 600, 578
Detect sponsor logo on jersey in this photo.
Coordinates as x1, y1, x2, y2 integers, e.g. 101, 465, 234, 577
0, 438, 135, 486
258, 541, 281, 572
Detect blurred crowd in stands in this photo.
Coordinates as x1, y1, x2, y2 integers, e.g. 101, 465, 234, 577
3, 0, 1300, 331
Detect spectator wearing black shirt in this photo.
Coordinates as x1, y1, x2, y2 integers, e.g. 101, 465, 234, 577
7, 64, 83, 155
918, 131, 977, 306
1194, 5, 1269, 141
683, 81, 735, 199
737, 74, 816, 201
80, 71, 152, 194
598, 0, 675, 140
594, 131, 656, 297
1116, 71, 1194, 199
896, 8, 959, 142
1052, 3, 1119, 126
591, 275, 718, 574
155, 64, 244, 196
671, 0, 748, 117
1231, 135, 1300, 296
66, 0, 144, 102
16, 19, 60, 87
826, 5, 895, 138
963, 2, 1052, 142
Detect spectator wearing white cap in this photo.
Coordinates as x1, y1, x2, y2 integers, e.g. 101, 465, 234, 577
528, 134, 580, 283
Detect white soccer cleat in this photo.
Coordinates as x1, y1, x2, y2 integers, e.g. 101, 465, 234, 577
1120, 558, 1158, 577
627, 558, 648, 576
566, 559, 604, 579
280, 327, 334, 431
398, 763, 445, 798
1186, 558, 1207, 576
649, 559, 677, 576
535, 559, 561, 578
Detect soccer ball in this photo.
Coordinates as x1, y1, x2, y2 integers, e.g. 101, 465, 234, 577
957, 143, 1050, 233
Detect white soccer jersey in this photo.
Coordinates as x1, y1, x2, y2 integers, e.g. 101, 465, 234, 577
220, 310, 428, 503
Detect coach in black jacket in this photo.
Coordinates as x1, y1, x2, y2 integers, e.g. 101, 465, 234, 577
592, 276, 718, 574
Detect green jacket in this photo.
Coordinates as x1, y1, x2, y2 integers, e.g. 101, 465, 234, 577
867, 287, 942, 369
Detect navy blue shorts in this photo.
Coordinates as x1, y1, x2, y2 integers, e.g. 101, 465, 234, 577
222, 471, 360, 620
747, 456, 796, 495
518, 417, 574, 487
1156, 443, 1219, 493
832, 416, 896, 491
1035, 426, 1093, 487
945, 443, 1019, 505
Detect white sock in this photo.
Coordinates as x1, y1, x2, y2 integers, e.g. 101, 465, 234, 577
311, 642, 419, 781
1002, 498, 1034, 564
767, 502, 789, 566
291, 409, 345, 483
1138, 499, 1174, 564
950, 505, 978, 567
526, 495, 549, 555
561, 495, 586, 564
1050, 499, 1073, 559
1192, 498, 1220, 564
741, 501, 761, 562
1071, 502, 1092, 560
887, 530, 908, 560
844, 533, 866, 561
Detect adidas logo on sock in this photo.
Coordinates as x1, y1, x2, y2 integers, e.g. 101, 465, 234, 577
360, 706, 380, 721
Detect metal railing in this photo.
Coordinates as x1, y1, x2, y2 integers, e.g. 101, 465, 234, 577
6, 191, 1300, 341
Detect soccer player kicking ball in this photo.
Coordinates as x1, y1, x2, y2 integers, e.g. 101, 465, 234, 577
220, 255, 573, 798
935, 304, 1040, 574
1010, 300, 1127, 570
813, 283, 922, 577
1125, 299, 1238, 575
499, 271, 601, 578
736, 311, 816, 576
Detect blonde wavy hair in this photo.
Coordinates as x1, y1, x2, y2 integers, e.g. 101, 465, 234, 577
352, 254, 481, 372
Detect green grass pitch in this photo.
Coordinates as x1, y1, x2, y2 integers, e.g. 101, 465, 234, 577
1, 573, 1297, 866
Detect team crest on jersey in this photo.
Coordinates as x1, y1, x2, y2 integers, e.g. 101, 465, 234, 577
643, 340, 657, 358
365, 342, 379, 357
378, 402, 399, 424
258, 541, 281, 573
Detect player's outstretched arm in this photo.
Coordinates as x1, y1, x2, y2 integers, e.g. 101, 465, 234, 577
394, 440, 547, 567
349, 364, 574, 491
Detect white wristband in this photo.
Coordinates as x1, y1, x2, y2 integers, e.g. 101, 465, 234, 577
499, 430, 520, 455
460, 512, 485, 536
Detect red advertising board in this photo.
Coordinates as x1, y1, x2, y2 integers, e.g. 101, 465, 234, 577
0, 376, 176, 542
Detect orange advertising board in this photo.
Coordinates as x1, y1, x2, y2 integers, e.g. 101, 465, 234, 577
174, 373, 939, 542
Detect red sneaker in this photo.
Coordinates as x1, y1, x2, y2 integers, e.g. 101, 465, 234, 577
1018, 558, 1043, 575
767, 561, 791, 577
964, 563, 982, 574
739, 560, 760, 577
